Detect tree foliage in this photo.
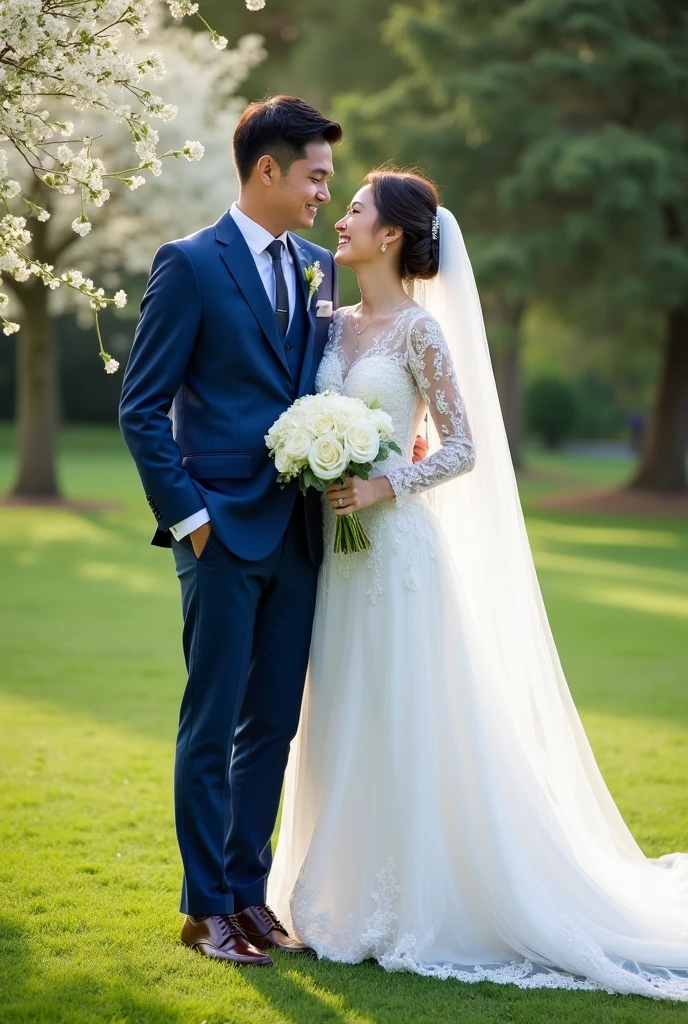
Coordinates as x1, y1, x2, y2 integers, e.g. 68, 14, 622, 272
333, 0, 688, 490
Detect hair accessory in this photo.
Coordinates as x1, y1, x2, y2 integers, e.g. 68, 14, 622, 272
431, 212, 440, 241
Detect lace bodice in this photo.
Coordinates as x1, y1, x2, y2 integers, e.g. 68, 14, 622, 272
315, 305, 475, 500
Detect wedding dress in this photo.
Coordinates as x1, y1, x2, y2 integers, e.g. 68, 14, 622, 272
268, 211, 688, 1000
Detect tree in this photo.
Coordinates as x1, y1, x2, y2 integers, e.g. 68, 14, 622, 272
499, 0, 688, 492
334, 0, 688, 490
0, 0, 263, 498
332, 1, 539, 468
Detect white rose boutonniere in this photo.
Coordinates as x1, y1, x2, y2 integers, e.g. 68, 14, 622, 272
304, 261, 325, 311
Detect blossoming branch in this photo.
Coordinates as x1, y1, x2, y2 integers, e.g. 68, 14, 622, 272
0, 0, 265, 366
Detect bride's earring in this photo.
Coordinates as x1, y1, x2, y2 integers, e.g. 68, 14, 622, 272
380, 243, 388, 253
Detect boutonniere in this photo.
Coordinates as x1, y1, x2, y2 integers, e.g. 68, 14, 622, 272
304, 261, 324, 311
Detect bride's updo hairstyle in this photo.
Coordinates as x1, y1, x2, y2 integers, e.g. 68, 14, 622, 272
366, 169, 441, 281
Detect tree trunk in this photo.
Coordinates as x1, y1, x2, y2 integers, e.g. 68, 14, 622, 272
629, 304, 688, 494
10, 280, 62, 499
488, 299, 525, 471
495, 340, 523, 470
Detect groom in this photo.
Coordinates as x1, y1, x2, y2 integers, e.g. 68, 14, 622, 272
120, 96, 341, 966
120, 95, 428, 968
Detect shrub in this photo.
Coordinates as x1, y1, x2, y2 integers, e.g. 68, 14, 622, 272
526, 376, 578, 449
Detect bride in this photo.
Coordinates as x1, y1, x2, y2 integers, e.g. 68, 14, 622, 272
267, 169, 688, 999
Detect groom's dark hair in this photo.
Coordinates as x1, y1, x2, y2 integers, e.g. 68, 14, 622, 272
233, 96, 342, 184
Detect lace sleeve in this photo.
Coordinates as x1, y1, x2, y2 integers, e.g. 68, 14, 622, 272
387, 313, 476, 502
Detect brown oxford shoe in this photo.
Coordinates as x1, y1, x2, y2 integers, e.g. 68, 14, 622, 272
180, 914, 273, 966
234, 905, 317, 957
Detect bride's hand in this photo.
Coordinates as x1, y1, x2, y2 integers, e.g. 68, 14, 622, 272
412, 434, 429, 463
325, 475, 394, 515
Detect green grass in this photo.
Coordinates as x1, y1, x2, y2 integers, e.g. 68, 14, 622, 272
1, 426, 687, 1024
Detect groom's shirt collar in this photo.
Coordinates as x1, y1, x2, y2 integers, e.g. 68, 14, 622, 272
229, 202, 291, 258
228, 202, 296, 329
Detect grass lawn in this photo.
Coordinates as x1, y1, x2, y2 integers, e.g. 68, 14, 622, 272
0, 426, 687, 1024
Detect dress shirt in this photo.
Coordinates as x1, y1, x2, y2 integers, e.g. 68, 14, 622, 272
229, 202, 296, 330
169, 204, 297, 541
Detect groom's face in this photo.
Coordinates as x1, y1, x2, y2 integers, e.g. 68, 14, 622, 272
272, 140, 334, 231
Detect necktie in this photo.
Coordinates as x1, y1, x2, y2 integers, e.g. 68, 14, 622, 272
266, 239, 289, 337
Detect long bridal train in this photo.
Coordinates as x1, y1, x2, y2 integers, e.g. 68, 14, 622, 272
268, 209, 688, 1000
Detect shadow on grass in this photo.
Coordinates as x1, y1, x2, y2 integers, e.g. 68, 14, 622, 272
0, 914, 189, 1024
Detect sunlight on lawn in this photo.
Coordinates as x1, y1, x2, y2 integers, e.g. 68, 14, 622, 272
527, 520, 683, 549
0, 508, 115, 546
533, 550, 688, 591
78, 560, 171, 595
584, 586, 688, 621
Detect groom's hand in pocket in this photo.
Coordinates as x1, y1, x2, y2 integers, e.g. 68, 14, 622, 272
413, 435, 429, 463
190, 521, 212, 558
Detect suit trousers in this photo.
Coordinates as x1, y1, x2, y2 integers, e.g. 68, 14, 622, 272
171, 497, 318, 915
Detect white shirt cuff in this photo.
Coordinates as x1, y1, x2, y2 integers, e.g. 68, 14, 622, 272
169, 507, 210, 541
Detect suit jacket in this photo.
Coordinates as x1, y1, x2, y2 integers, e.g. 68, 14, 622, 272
119, 208, 337, 565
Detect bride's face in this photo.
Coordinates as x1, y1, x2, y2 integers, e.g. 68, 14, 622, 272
334, 185, 395, 269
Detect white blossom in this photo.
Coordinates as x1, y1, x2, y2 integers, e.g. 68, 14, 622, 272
57, 145, 75, 165
62, 270, 86, 288
72, 218, 93, 237
0, 0, 266, 354
168, 1, 199, 15
1, 179, 22, 199
183, 140, 205, 162
104, 358, 120, 374
113, 290, 127, 308
3, 322, 20, 335
246, 0, 266, 9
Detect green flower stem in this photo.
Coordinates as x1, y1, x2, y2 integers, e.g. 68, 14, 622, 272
93, 310, 113, 365
94, 310, 105, 357
334, 512, 371, 554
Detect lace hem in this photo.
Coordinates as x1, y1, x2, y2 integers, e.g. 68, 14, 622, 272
290, 859, 688, 1001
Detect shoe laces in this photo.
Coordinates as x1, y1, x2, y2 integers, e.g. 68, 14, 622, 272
217, 914, 246, 945
256, 905, 287, 934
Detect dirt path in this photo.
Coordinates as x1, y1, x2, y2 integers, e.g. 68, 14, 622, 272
534, 487, 688, 518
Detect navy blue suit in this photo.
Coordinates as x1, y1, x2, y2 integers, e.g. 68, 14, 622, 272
119, 209, 337, 914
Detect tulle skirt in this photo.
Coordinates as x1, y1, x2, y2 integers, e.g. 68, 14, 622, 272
268, 495, 688, 999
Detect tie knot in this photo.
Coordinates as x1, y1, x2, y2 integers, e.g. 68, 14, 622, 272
266, 239, 284, 261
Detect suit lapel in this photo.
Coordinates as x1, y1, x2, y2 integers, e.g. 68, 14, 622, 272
289, 234, 317, 395
215, 211, 291, 378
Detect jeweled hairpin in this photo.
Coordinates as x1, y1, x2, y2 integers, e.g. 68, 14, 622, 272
431, 213, 440, 240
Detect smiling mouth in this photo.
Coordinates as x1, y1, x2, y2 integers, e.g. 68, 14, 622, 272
306, 204, 318, 216
337, 236, 351, 247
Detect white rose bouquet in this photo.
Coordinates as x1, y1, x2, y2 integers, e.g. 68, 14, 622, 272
265, 391, 401, 554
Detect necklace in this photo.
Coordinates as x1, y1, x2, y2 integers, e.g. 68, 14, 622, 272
351, 297, 411, 353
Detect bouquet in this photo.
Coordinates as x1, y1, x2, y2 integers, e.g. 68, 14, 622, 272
265, 391, 402, 554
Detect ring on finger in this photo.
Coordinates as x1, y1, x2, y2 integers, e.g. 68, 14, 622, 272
337, 497, 345, 508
